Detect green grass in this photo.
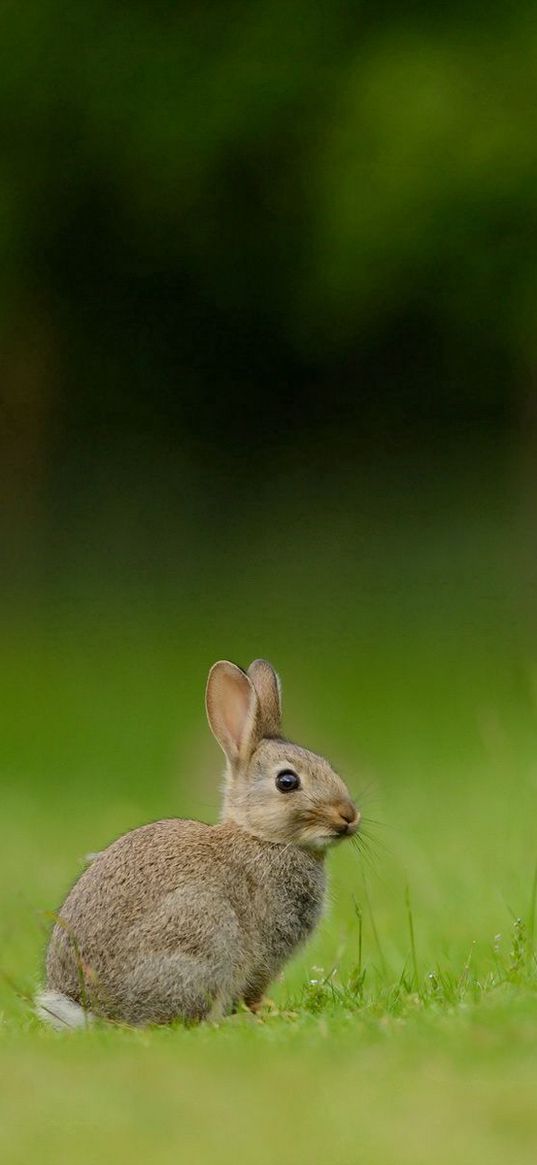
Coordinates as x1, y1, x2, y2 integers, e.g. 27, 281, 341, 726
2, 462, 537, 1163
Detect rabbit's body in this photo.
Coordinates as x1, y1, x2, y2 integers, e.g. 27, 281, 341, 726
45, 818, 325, 1024
38, 659, 358, 1028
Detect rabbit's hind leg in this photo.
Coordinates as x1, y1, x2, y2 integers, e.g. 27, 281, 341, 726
119, 951, 231, 1026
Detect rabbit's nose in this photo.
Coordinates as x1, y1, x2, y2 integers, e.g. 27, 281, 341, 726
334, 802, 360, 835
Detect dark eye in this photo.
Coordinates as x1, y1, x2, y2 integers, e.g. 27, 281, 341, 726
276, 770, 300, 793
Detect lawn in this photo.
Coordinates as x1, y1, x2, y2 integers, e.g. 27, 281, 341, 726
2, 448, 537, 1163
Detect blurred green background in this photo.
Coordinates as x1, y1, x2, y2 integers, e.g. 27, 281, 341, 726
2, 3, 537, 1162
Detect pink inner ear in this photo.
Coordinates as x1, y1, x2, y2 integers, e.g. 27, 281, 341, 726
223, 671, 252, 752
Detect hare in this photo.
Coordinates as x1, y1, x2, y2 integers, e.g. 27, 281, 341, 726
36, 659, 359, 1029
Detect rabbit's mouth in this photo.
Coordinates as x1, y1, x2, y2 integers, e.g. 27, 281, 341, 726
327, 825, 360, 845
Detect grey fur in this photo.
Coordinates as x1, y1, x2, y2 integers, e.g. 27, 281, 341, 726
40, 659, 358, 1026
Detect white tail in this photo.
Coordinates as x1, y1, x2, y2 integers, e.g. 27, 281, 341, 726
35, 989, 93, 1031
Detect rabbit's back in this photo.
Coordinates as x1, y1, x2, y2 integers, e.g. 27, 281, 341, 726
47, 820, 244, 1020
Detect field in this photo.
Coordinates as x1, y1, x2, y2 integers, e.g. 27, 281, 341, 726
2, 447, 537, 1163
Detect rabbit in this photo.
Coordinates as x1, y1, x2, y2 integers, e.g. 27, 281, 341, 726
36, 658, 359, 1029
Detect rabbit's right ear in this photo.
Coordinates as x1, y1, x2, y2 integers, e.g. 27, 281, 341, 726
247, 659, 282, 737
206, 661, 260, 765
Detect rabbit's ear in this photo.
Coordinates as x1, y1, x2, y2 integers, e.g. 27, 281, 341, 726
247, 659, 282, 737
206, 661, 260, 764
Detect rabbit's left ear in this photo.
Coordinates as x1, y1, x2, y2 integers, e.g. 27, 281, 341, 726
206, 661, 260, 765
247, 659, 282, 738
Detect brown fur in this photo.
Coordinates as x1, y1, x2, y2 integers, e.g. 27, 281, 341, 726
42, 659, 359, 1026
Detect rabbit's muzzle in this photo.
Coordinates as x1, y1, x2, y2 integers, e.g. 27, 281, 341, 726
300, 799, 360, 844
331, 801, 360, 837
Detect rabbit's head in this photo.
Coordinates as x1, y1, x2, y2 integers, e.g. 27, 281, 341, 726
206, 659, 359, 849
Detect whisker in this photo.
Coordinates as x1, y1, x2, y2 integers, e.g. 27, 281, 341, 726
350, 837, 378, 873
352, 835, 377, 860
352, 831, 384, 866
348, 779, 383, 807
359, 816, 392, 830
357, 829, 393, 858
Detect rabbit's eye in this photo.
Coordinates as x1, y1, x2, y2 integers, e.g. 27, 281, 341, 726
276, 770, 300, 793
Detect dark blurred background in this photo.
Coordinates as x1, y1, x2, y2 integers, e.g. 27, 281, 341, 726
3, 0, 537, 553
1, 1, 537, 834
